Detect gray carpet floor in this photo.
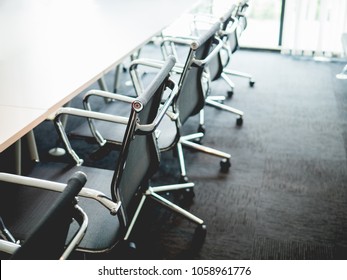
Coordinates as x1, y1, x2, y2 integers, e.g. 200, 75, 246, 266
1, 48, 347, 259
137, 49, 347, 260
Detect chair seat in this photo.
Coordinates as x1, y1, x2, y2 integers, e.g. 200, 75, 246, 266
70, 98, 179, 154
1, 162, 121, 253
69, 101, 131, 146
157, 114, 179, 151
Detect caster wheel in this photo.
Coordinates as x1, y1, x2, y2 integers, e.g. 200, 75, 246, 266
128, 241, 136, 250
236, 117, 243, 126
191, 224, 207, 250
220, 158, 231, 173
249, 80, 255, 87
179, 176, 195, 199
227, 90, 234, 98
179, 175, 189, 183
183, 187, 195, 200
197, 124, 206, 134
119, 241, 137, 259
126, 241, 137, 259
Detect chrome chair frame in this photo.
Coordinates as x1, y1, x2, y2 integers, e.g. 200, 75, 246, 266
54, 56, 206, 252
81, 22, 232, 182
0, 172, 90, 260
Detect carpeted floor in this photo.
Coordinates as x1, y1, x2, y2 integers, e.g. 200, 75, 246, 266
1, 47, 347, 260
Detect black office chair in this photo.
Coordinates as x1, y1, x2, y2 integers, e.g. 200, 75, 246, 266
201, 5, 245, 127
1, 57, 206, 257
67, 22, 232, 185
189, 1, 256, 127
0, 172, 88, 260
189, 1, 255, 96
156, 5, 246, 128
157, 21, 233, 182
218, 0, 255, 96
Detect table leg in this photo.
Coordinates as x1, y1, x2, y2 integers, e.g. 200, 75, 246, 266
26, 130, 39, 163
48, 102, 70, 156
15, 139, 21, 175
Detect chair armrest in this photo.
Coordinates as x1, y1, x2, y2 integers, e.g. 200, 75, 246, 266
192, 36, 224, 66
190, 13, 228, 36
0, 172, 121, 216
220, 17, 239, 36
54, 107, 129, 165
192, 13, 219, 24
159, 35, 197, 62
136, 80, 178, 133
129, 58, 185, 72
127, 58, 181, 123
127, 57, 183, 96
60, 204, 88, 260
82, 90, 135, 146
0, 171, 90, 259
160, 36, 197, 46
83, 90, 135, 107
0, 239, 20, 255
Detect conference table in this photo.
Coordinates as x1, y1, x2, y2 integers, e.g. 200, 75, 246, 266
0, 0, 235, 169
0, 0, 206, 154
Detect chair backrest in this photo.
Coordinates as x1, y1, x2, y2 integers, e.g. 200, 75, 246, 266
7, 172, 87, 260
175, 21, 222, 125
207, 5, 238, 82
208, 0, 251, 82
236, 0, 250, 33
220, 1, 250, 59
110, 56, 177, 226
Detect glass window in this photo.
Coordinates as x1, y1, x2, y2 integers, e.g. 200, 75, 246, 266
240, 0, 283, 49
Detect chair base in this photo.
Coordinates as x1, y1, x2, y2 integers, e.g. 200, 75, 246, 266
223, 68, 255, 87
178, 135, 232, 175
123, 182, 203, 243
180, 136, 231, 159
205, 97, 244, 126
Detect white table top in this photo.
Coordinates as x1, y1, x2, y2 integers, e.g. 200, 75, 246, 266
0, 0, 200, 152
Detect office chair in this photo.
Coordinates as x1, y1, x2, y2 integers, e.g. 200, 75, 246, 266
156, 4, 246, 128
0, 172, 88, 260
2, 57, 206, 257
189, 1, 255, 127
220, 0, 255, 97
191, 1, 255, 95
201, 5, 246, 127
156, 21, 233, 182
67, 22, 231, 186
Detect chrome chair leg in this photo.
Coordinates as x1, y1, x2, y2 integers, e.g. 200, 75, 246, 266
124, 194, 148, 241
205, 97, 243, 126
124, 182, 200, 242
176, 142, 188, 182
223, 68, 255, 87
149, 190, 204, 225
221, 72, 235, 94
180, 137, 231, 159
